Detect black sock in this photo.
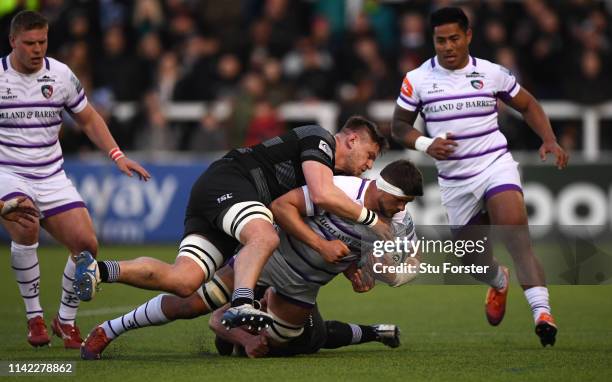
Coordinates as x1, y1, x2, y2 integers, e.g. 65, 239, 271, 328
323, 321, 380, 349
98, 261, 109, 282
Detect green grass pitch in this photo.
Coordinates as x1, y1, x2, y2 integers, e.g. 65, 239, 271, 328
0, 245, 610, 381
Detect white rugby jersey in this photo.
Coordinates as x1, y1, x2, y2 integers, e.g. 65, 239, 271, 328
396, 56, 520, 186
270, 176, 416, 285
0, 55, 87, 179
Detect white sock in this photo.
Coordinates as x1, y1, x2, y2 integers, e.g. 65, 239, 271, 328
58, 256, 79, 325
101, 294, 169, 340
524, 286, 551, 322
489, 266, 507, 290
11, 242, 43, 319
349, 323, 362, 344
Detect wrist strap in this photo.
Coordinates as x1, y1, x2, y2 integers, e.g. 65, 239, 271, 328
414, 136, 434, 152
109, 147, 125, 162
357, 207, 378, 227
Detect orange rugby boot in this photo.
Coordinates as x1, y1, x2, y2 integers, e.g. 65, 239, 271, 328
27, 316, 51, 347
485, 266, 509, 326
51, 316, 83, 349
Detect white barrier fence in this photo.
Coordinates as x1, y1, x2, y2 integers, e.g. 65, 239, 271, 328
112, 100, 612, 161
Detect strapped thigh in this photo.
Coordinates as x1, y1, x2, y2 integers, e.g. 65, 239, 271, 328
219, 201, 273, 241
176, 234, 224, 282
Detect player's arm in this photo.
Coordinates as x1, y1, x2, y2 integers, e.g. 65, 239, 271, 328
505, 88, 569, 169
0, 196, 39, 227
209, 306, 269, 358
302, 161, 391, 238
390, 103, 457, 160
270, 186, 349, 263
72, 105, 151, 180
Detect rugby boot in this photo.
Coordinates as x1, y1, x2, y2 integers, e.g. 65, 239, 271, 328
27, 316, 50, 347
73, 251, 100, 301
81, 326, 112, 360
221, 304, 273, 331
485, 266, 509, 326
51, 316, 83, 349
535, 312, 557, 347
373, 324, 401, 348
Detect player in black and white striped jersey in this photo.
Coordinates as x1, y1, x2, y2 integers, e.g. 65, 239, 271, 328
74, 116, 389, 332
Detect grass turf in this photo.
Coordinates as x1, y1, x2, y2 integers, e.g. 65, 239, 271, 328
0, 245, 610, 381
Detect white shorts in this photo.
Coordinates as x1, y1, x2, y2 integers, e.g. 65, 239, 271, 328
440, 154, 523, 227
0, 170, 85, 219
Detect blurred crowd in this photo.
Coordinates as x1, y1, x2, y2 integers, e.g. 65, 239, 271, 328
1, 0, 611, 153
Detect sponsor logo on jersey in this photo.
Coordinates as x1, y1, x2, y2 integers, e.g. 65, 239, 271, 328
70, 74, 83, 94
217, 193, 233, 204
471, 80, 484, 90
427, 82, 444, 94
37, 75, 55, 83
318, 140, 333, 159
1, 87, 17, 100
466, 71, 485, 78
41, 84, 53, 98
401, 76, 413, 97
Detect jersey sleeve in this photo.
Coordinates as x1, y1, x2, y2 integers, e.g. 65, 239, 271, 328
64, 67, 88, 113
302, 175, 362, 217
294, 125, 336, 170
494, 65, 521, 102
396, 71, 421, 111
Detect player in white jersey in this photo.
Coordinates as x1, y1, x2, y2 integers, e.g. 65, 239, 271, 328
0, 11, 150, 349
79, 160, 422, 359
391, 7, 569, 347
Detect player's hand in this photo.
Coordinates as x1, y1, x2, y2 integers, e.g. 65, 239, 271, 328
319, 239, 350, 264
371, 217, 393, 241
1, 197, 40, 228
244, 333, 269, 358
539, 140, 569, 169
344, 263, 374, 293
426, 134, 457, 160
116, 157, 151, 181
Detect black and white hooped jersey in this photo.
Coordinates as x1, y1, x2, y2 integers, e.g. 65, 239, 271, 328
223, 124, 336, 205
396, 55, 520, 186
0, 55, 87, 179
273, 176, 416, 285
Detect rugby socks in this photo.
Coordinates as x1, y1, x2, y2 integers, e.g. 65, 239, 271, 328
58, 256, 79, 324
524, 286, 551, 322
323, 321, 378, 349
11, 242, 44, 319
490, 265, 508, 290
231, 288, 254, 307
101, 294, 169, 340
98, 260, 120, 283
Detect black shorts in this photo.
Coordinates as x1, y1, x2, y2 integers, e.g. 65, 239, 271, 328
183, 159, 261, 258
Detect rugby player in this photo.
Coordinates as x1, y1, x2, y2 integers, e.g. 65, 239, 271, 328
390, 7, 568, 346
1, 11, 149, 349
79, 160, 422, 359
74, 116, 389, 330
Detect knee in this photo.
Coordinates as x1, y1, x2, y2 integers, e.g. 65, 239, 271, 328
172, 278, 201, 298
10, 222, 39, 245
247, 231, 280, 254
71, 234, 99, 257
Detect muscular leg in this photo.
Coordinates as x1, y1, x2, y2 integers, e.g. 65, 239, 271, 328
487, 190, 553, 330
486, 190, 546, 288
231, 219, 280, 306
42, 207, 97, 325
2, 198, 44, 321
455, 213, 507, 290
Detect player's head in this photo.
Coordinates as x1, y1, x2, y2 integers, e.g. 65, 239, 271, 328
9, 10, 49, 74
374, 160, 423, 218
430, 7, 472, 70
336, 116, 388, 176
